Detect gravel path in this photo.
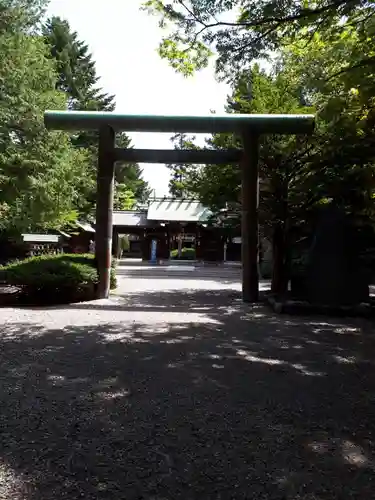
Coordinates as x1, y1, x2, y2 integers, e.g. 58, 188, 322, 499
1, 263, 375, 499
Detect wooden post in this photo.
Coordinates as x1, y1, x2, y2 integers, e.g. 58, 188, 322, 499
95, 125, 115, 299
241, 132, 260, 302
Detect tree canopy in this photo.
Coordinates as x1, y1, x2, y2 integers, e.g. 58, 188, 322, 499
163, 18, 375, 290
0, 4, 151, 234
143, 0, 375, 79
0, 6, 90, 233
43, 16, 151, 214
156, 0, 375, 227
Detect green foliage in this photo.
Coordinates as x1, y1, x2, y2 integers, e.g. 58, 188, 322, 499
169, 64, 314, 224
42, 16, 113, 112
166, 56, 375, 294
0, 8, 150, 235
110, 257, 118, 289
120, 235, 130, 252
0, 253, 97, 302
145, 0, 375, 296
0, 0, 49, 33
158, 35, 213, 77
43, 17, 151, 212
170, 247, 196, 260
42, 16, 115, 216
143, 0, 373, 80
115, 133, 151, 204
114, 185, 136, 211
65, 253, 117, 290
167, 51, 375, 229
0, 24, 90, 232
0, 253, 97, 288
280, 27, 375, 218
0, 4, 150, 238
168, 133, 199, 197
0, 253, 117, 303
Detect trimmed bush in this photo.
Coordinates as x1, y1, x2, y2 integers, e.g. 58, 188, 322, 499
110, 257, 118, 289
0, 253, 117, 305
58, 253, 117, 289
170, 247, 196, 260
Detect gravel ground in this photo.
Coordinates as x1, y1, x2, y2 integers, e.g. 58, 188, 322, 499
1, 263, 375, 499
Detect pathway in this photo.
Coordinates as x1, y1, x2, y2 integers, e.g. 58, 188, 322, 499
0, 262, 375, 499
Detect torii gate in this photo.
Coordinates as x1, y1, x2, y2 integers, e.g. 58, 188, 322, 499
44, 111, 315, 302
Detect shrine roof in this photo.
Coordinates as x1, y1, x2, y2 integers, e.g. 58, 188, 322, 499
147, 199, 212, 223
112, 210, 149, 227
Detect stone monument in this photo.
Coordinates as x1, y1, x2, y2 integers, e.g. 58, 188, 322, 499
306, 205, 369, 306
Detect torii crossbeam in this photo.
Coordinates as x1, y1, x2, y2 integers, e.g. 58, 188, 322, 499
44, 111, 315, 302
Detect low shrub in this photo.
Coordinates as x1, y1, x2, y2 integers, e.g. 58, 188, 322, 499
110, 257, 118, 289
0, 253, 117, 305
170, 247, 196, 260
59, 253, 117, 289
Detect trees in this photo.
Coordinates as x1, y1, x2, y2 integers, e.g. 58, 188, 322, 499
143, 0, 373, 79
42, 16, 112, 112
166, 48, 375, 291
168, 133, 198, 197
168, 64, 314, 291
145, 0, 375, 295
0, 0, 49, 34
0, 10, 90, 233
43, 16, 150, 213
115, 133, 151, 205
0, 4, 151, 237
281, 27, 375, 217
0, 6, 150, 235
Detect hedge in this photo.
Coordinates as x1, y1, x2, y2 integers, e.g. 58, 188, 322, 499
0, 253, 117, 305
170, 247, 196, 260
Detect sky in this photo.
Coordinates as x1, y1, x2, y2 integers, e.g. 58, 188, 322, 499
46, 0, 230, 196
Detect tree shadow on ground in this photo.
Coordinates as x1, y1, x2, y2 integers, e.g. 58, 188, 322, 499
1, 289, 375, 499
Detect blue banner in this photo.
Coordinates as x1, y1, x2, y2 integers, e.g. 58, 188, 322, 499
150, 239, 157, 263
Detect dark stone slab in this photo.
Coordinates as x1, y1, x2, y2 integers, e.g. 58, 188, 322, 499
266, 294, 374, 318
305, 206, 369, 306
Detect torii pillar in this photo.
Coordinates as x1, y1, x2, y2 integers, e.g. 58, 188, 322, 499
44, 111, 315, 302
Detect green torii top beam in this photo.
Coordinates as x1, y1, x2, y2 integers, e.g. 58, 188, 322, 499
44, 110, 315, 303
44, 110, 314, 135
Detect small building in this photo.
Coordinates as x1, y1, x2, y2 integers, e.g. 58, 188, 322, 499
112, 210, 149, 258
111, 198, 227, 262
63, 221, 95, 253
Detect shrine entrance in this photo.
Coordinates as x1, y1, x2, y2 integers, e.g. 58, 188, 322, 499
169, 224, 196, 260
44, 111, 314, 302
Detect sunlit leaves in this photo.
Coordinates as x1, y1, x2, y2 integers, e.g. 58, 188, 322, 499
159, 36, 213, 76
143, 0, 373, 79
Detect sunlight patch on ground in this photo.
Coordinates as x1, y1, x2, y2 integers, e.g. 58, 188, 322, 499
308, 322, 363, 336
47, 374, 66, 385
290, 363, 325, 377
341, 440, 372, 467
236, 349, 284, 366
97, 389, 131, 400
334, 326, 362, 335
308, 437, 375, 469
0, 462, 26, 500
99, 318, 221, 343
333, 355, 357, 364
235, 349, 325, 376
